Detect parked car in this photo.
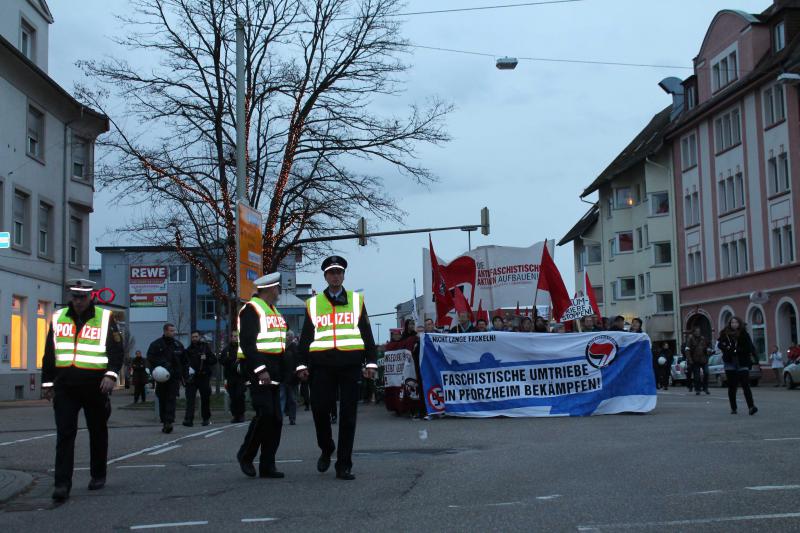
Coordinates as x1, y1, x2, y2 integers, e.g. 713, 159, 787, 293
784, 359, 800, 389
708, 354, 762, 387
670, 356, 688, 386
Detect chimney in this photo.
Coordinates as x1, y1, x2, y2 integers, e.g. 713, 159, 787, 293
659, 77, 685, 120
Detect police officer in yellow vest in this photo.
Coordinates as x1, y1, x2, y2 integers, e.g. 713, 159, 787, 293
236, 272, 288, 479
41, 279, 124, 502
296, 256, 377, 480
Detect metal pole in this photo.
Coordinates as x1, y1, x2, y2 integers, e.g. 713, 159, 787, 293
235, 17, 247, 205
467, 231, 472, 251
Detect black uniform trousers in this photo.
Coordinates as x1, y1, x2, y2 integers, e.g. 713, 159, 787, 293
53, 384, 110, 488
310, 365, 361, 472
133, 381, 147, 403
156, 380, 179, 424
228, 378, 247, 419
184, 374, 212, 423
238, 384, 282, 472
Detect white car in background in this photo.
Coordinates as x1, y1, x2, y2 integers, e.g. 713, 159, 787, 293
784, 360, 800, 389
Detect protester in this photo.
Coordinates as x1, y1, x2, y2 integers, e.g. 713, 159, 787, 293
609, 316, 625, 331
131, 350, 148, 403
580, 315, 601, 332
424, 318, 436, 333
684, 327, 711, 395
718, 316, 758, 415
491, 315, 504, 332
520, 317, 534, 333
629, 318, 643, 333
769, 345, 785, 387
475, 318, 489, 332
601, 317, 611, 330
450, 311, 475, 333
534, 316, 548, 333
402, 319, 425, 418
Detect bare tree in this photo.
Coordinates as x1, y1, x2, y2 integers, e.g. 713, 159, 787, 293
77, 0, 451, 314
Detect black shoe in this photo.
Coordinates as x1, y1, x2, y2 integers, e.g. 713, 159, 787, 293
696, 391, 701, 395
52, 485, 70, 501
202, 420, 210, 426
705, 390, 710, 395
239, 458, 257, 478
88, 477, 106, 491
335, 468, 356, 481
317, 450, 334, 472
231, 416, 245, 423
304, 406, 310, 411
330, 415, 337, 425
182, 420, 193, 427
730, 409, 737, 414
289, 419, 296, 426
260, 468, 285, 479
749, 406, 758, 416
163, 423, 173, 433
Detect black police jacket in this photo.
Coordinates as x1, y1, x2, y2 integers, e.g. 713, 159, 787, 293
146, 336, 185, 382
183, 341, 217, 379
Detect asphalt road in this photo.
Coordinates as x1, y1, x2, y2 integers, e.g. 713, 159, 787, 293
1, 385, 799, 532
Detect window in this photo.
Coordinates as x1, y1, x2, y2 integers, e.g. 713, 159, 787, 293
645, 272, 651, 295
772, 224, 795, 266
593, 286, 603, 305
69, 216, 82, 266
20, 19, 35, 61
615, 187, 634, 208
686, 85, 696, 110
38, 202, 52, 257
636, 227, 643, 250
714, 108, 741, 152
587, 244, 601, 264
644, 224, 649, 247
12, 191, 29, 249
618, 277, 636, 299
11, 296, 27, 369
610, 281, 617, 302
72, 135, 89, 179
36, 301, 49, 368
764, 85, 786, 126
775, 21, 786, 52
27, 106, 44, 159
198, 296, 216, 320
654, 242, 671, 265
723, 238, 748, 276
768, 156, 779, 194
608, 238, 615, 258
606, 196, 613, 219
692, 192, 700, 226
687, 252, 703, 285
656, 293, 674, 313
779, 153, 790, 193
721, 243, 731, 277
736, 172, 745, 208
169, 265, 188, 283
681, 134, 697, 170
650, 192, 669, 215
638, 273, 645, 297
712, 51, 738, 92
718, 174, 745, 214
617, 231, 634, 253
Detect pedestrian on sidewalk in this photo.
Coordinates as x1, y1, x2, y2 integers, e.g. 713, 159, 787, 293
131, 350, 148, 403
685, 327, 711, 395
147, 323, 185, 433
41, 279, 124, 502
769, 345, 785, 387
718, 316, 758, 415
183, 331, 217, 427
280, 331, 299, 425
222, 331, 246, 423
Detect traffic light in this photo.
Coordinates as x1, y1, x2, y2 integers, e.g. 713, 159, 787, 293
357, 217, 367, 246
480, 207, 490, 236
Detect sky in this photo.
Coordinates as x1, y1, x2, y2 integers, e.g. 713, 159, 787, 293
47, 0, 771, 343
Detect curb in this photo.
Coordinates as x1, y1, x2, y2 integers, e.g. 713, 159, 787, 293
0, 469, 34, 504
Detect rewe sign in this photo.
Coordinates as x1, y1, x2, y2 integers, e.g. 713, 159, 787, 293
130, 266, 167, 279
129, 265, 169, 308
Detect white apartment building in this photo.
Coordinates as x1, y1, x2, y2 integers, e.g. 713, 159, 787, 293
559, 105, 680, 346
0, 0, 108, 400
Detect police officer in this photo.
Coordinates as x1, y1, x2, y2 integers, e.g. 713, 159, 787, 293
147, 323, 185, 433
237, 272, 288, 479
296, 256, 377, 481
41, 279, 124, 502
222, 331, 246, 423
182, 330, 217, 427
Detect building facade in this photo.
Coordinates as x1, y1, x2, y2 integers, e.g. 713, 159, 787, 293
560, 107, 680, 345
0, 0, 108, 400
666, 3, 800, 362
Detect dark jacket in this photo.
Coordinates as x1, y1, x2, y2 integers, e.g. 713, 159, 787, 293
220, 342, 241, 382
450, 323, 476, 333
131, 356, 149, 384
41, 302, 124, 387
183, 341, 217, 379
298, 288, 377, 369
146, 335, 185, 382
685, 334, 711, 365
717, 330, 757, 369
239, 303, 286, 383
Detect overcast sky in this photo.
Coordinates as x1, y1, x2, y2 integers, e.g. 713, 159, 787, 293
48, 0, 770, 342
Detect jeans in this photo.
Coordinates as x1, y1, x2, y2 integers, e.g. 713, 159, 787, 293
279, 383, 297, 422
693, 363, 709, 392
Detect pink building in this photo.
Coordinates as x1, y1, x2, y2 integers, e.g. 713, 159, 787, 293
666, 1, 800, 363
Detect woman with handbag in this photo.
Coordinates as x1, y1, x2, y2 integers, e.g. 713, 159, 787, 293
717, 316, 758, 415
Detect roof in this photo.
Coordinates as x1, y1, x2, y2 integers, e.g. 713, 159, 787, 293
29, 0, 54, 23
580, 105, 673, 198
0, 34, 107, 128
558, 203, 599, 246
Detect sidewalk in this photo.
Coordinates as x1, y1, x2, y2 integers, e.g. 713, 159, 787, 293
0, 469, 33, 503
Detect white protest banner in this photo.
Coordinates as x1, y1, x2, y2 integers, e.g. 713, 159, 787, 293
560, 297, 596, 322
420, 331, 656, 417
383, 349, 413, 389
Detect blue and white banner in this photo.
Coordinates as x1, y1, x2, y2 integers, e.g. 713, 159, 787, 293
420, 331, 655, 417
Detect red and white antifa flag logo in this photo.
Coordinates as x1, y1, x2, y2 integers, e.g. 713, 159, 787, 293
585, 335, 619, 369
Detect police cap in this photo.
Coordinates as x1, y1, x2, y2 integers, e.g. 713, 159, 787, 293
321, 255, 347, 272
254, 272, 281, 288
67, 278, 96, 294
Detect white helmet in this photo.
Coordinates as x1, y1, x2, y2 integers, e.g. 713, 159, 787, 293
657, 356, 667, 366
152, 366, 171, 383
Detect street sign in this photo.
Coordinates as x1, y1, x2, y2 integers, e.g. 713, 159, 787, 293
0, 232, 10, 248
237, 202, 263, 301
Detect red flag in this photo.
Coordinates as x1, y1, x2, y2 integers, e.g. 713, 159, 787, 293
493, 307, 503, 319
452, 285, 473, 321
515, 301, 521, 316
429, 236, 454, 326
476, 299, 489, 323
536, 245, 572, 322
584, 269, 601, 318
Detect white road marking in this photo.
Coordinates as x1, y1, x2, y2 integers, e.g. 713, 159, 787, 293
108, 426, 229, 465
487, 501, 522, 507
117, 464, 166, 469
763, 437, 800, 441
130, 521, 208, 530
0, 432, 57, 446
188, 463, 218, 468
48, 467, 90, 472
536, 494, 562, 500
577, 512, 800, 530
204, 431, 224, 438
693, 490, 723, 495
745, 485, 800, 491
148, 444, 181, 456
241, 518, 277, 523
276, 459, 303, 463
